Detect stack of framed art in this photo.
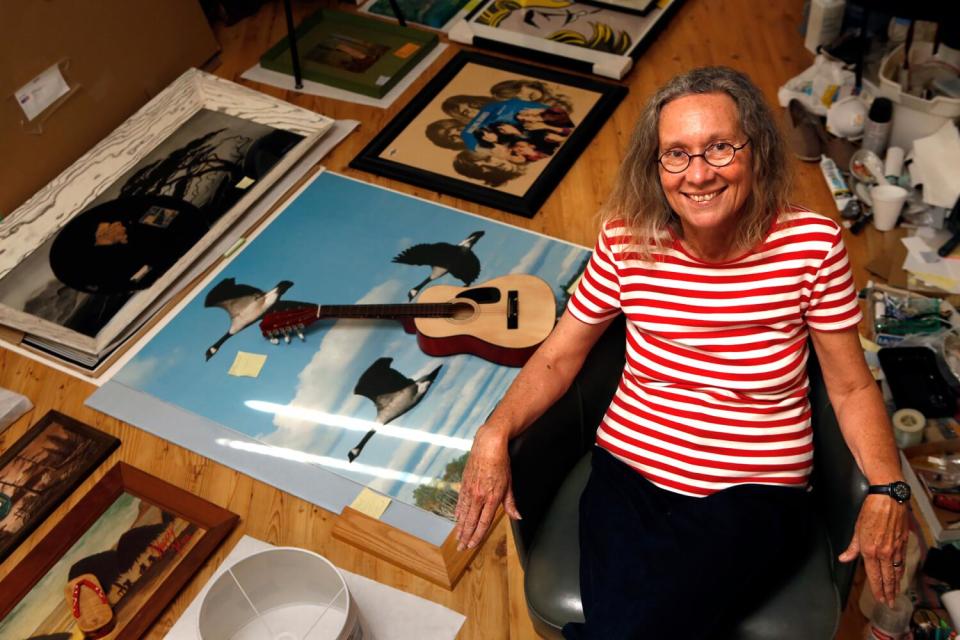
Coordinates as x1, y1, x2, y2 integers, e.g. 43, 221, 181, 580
448, 0, 683, 79
351, 50, 627, 217
0, 69, 334, 371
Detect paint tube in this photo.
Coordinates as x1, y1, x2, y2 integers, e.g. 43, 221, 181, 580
819, 155, 852, 212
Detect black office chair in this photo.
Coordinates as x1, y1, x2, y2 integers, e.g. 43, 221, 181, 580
508, 316, 869, 639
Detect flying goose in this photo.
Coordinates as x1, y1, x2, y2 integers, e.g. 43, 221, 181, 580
349, 357, 442, 462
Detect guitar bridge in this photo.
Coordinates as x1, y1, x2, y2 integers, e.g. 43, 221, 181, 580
507, 290, 518, 330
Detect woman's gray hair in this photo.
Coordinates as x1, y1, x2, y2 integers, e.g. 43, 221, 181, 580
603, 66, 792, 259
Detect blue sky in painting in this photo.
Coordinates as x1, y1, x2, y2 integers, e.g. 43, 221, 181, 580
114, 172, 589, 507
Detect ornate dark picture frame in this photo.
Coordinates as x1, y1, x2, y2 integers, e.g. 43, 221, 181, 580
0, 410, 119, 562
350, 51, 627, 218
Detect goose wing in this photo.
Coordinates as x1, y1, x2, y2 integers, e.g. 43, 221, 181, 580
205, 278, 263, 308
392, 243, 481, 284
447, 249, 481, 285
354, 358, 413, 404
392, 242, 457, 267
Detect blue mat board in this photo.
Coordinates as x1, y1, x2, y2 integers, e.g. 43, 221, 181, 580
88, 380, 451, 545
88, 171, 589, 544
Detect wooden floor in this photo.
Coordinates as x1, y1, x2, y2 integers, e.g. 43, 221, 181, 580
0, 0, 889, 636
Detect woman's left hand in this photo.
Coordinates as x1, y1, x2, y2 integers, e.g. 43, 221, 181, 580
838, 495, 909, 607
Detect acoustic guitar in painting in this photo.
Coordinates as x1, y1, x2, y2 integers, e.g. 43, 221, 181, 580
258, 274, 556, 367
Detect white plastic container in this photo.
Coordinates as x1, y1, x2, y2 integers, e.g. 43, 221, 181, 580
198, 548, 364, 640
869, 42, 960, 150
804, 0, 846, 54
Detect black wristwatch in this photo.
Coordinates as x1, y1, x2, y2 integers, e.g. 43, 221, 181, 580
867, 481, 912, 504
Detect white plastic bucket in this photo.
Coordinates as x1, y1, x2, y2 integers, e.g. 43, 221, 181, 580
198, 547, 364, 640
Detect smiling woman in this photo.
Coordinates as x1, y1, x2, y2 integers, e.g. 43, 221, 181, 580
452, 66, 909, 639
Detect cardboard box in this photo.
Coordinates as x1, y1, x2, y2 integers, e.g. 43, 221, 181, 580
0, 0, 219, 218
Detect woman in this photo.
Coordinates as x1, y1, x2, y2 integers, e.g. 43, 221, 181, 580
453, 66, 908, 638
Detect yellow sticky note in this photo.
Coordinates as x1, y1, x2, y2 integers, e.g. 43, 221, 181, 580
393, 42, 421, 59
228, 351, 267, 378
235, 176, 256, 190
350, 488, 391, 520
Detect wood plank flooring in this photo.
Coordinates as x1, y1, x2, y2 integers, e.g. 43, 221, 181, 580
0, 0, 885, 637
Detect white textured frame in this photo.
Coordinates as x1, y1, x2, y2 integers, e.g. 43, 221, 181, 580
448, 0, 674, 80
0, 68, 334, 357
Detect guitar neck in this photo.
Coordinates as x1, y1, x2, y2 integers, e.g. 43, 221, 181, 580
317, 303, 458, 320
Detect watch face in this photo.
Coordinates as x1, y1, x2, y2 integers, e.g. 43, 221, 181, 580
891, 481, 911, 502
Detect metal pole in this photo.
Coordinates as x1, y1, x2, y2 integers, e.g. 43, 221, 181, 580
386, 0, 406, 27
282, 0, 304, 90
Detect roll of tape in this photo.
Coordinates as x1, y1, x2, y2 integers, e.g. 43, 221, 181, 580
893, 408, 926, 448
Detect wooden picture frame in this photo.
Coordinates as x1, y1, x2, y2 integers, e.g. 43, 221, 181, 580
448, 0, 683, 79
0, 462, 238, 638
350, 51, 626, 218
0, 410, 119, 562
0, 68, 334, 367
259, 9, 439, 98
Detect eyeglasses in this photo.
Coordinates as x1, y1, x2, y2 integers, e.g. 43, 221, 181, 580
658, 140, 750, 173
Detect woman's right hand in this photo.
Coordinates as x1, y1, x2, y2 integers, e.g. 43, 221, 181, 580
453, 423, 522, 551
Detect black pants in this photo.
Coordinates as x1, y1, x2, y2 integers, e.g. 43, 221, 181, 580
563, 448, 812, 640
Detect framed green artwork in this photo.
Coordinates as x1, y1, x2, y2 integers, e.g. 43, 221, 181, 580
260, 9, 440, 98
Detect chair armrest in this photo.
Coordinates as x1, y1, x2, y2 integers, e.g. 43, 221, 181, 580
508, 316, 626, 563
807, 347, 869, 605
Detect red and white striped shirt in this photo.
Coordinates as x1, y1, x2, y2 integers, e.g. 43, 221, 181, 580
568, 210, 862, 496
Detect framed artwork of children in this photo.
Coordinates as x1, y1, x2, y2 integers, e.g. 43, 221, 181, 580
350, 51, 626, 218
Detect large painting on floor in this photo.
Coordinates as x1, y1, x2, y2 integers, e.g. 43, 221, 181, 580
106, 171, 589, 520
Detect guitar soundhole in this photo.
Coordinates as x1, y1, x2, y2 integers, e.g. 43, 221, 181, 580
449, 301, 477, 321
457, 287, 501, 304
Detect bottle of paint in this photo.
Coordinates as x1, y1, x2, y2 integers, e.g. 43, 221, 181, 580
861, 98, 893, 157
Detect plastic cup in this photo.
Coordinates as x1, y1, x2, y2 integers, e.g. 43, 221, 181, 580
870, 184, 908, 231
884, 146, 905, 180
943, 590, 960, 631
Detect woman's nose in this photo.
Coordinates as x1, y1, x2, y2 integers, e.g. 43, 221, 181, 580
683, 155, 716, 184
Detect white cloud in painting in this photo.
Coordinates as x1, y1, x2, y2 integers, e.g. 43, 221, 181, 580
559, 245, 587, 281
261, 280, 407, 449
509, 238, 549, 275
115, 346, 186, 387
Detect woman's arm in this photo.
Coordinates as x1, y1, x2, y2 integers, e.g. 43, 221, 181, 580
809, 327, 908, 607
453, 310, 615, 550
